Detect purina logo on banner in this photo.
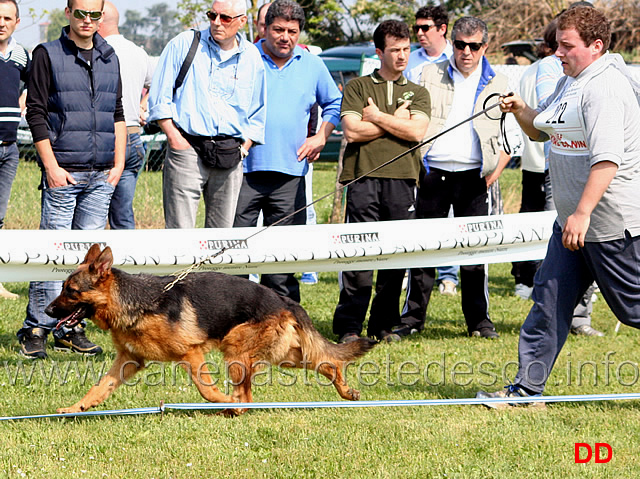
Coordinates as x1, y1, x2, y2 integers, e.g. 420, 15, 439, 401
332, 232, 380, 245
459, 220, 504, 234
54, 242, 107, 251
200, 239, 249, 250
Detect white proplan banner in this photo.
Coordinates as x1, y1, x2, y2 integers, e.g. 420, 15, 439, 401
0, 211, 557, 282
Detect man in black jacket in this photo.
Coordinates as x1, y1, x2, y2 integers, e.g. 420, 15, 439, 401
17, 0, 125, 359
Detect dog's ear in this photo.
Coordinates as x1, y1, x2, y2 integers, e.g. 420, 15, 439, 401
89, 246, 114, 276
83, 244, 103, 265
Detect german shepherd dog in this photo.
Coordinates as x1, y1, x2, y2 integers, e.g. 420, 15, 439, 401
46, 244, 375, 416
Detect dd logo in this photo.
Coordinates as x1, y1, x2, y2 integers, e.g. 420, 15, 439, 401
574, 443, 613, 463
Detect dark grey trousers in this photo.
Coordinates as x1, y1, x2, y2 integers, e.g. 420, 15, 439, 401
515, 221, 640, 393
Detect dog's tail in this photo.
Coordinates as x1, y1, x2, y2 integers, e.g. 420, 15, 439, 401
284, 298, 376, 364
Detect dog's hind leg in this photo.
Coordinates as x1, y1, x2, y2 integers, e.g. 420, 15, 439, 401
179, 348, 235, 406
57, 351, 143, 414
314, 361, 361, 401
221, 355, 256, 417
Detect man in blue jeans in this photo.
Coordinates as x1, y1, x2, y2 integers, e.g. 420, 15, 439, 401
0, 0, 30, 300
99, 1, 154, 229
17, 0, 125, 359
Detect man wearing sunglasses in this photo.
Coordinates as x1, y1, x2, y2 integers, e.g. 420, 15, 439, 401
401, 17, 510, 340
406, 5, 459, 302
405, 5, 452, 84
18, 0, 126, 359
148, 0, 266, 230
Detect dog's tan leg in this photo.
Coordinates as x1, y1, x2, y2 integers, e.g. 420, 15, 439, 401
315, 361, 361, 401
57, 352, 143, 414
179, 348, 235, 406
221, 356, 254, 417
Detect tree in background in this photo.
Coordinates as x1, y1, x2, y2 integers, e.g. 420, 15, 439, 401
119, 9, 150, 48
467, 0, 640, 56
45, 9, 67, 42
145, 2, 184, 55
176, 0, 209, 29
35, 0, 638, 57
118, 2, 184, 56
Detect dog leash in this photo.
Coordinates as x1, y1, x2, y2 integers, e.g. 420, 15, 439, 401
163, 93, 514, 292
3, 392, 640, 421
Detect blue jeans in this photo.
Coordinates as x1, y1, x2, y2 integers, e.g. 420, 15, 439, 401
437, 265, 459, 285
21, 170, 115, 335
0, 143, 19, 229
436, 207, 458, 285
109, 132, 145, 229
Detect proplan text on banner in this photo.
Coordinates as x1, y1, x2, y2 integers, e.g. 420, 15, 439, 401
0, 211, 557, 281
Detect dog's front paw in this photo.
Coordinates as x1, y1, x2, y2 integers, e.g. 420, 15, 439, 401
347, 388, 360, 401
218, 407, 248, 417
57, 404, 85, 414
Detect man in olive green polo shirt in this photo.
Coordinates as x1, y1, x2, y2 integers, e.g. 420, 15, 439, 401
333, 19, 430, 344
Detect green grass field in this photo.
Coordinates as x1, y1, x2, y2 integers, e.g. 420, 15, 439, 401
0, 161, 637, 478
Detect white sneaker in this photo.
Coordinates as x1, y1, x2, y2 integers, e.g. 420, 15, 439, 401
438, 280, 457, 296
514, 283, 533, 300
301, 272, 318, 284
0, 283, 18, 300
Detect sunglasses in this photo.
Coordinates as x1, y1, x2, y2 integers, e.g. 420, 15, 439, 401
206, 10, 244, 24
412, 24, 438, 34
453, 40, 484, 52
72, 9, 103, 21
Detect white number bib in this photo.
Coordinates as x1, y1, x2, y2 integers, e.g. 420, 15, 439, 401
534, 78, 589, 156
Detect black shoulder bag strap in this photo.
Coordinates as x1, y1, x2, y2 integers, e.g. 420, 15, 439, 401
173, 30, 201, 96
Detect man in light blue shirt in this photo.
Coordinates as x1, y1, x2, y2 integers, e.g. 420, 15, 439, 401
233, 0, 341, 302
148, 0, 267, 229
405, 5, 453, 83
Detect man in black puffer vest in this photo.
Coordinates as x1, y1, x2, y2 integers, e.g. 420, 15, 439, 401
17, 0, 126, 360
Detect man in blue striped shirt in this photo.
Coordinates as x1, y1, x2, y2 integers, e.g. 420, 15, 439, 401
0, 0, 29, 299
233, 0, 341, 301
148, 0, 267, 229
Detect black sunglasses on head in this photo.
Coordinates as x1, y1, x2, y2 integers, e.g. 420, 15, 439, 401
453, 40, 484, 52
206, 10, 244, 24
412, 24, 439, 34
72, 9, 103, 21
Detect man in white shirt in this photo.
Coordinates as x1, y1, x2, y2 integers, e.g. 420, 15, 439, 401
405, 5, 453, 83
98, 1, 154, 229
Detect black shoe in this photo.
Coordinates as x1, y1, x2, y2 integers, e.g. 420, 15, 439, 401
470, 327, 499, 339
379, 330, 401, 343
18, 327, 48, 359
338, 333, 361, 344
570, 325, 605, 337
54, 325, 103, 355
391, 324, 421, 338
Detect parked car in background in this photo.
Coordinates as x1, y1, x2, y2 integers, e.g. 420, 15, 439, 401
318, 43, 378, 161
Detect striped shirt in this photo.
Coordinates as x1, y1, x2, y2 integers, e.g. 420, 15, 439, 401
0, 37, 30, 142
